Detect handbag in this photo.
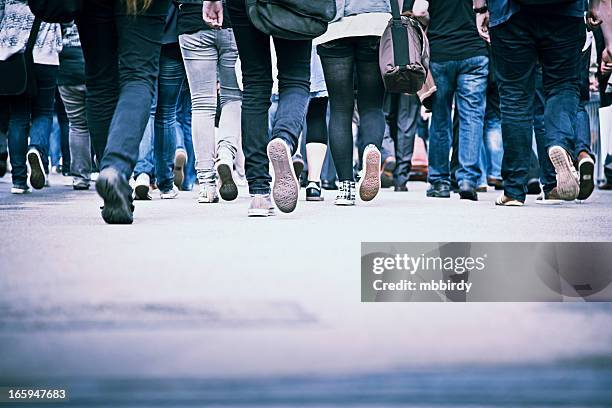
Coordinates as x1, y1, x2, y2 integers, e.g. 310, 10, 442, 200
379, 0, 429, 95
27, 0, 83, 23
245, 0, 336, 40
0, 17, 42, 96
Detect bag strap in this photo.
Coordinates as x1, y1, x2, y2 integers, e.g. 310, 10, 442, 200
25, 17, 42, 59
390, 0, 413, 68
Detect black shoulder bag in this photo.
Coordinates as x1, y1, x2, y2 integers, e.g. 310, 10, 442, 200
0, 17, 42, 96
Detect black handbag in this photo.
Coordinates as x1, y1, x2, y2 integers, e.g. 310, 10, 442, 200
0, 17, 42, 96
27, 0, 83, 23
245, 0, 336, 40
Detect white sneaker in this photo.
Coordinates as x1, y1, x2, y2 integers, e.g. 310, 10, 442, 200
160, 186, 179, 199
335, 181, 356, 206
134, 173, 152, 200
198, 185, 219, 203
358, 144, 381, 201
548, 146, 579, 201
11, 185, 30, 194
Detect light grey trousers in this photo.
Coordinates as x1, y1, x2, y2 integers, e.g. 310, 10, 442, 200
58, 84, 91, 183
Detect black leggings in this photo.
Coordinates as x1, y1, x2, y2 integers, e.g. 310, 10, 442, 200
305, 97, 328, 145
318, 36, 385, 181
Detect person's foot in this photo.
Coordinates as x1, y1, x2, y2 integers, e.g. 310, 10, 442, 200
548, 146, 579, 201
321, 180, 338, 190
394, 183, 408, 192
487, 177, 503, 190
476, 185, 488, 193
459, 181, 478, 201
335, 180, 355, 206
292, 155, 304, 186
95, 167, 134, 224
134, 173, 152, 200
267, 138, 299, 213
198, 185, 219, 204
358, 144, 381, 201
0, 151, 8, 177
26, 148, 46, 190
248, 194, 275, 217
73, 178, 90, 190
380, 156, 396, 188
495, 194, 524, 207
535, 187, 564, 205
216, 160, 238, 201
173, 148, 187, 189
577, 152, 595, 201
426, 182, 450, 198
306, 181, 324, 201
600, 180, 612, 190
11, 184, 30, 194
160, 186, 179, 199
526, 178, 542, 195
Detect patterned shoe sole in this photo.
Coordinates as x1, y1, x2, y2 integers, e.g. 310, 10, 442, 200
548, 146, 579, 201
173, 151, 186, 188
268, 140, 299, 213
217, 163, 238, 201
359, 149, 381, 201
27, 151, 46, 190
577, 158, 595, 201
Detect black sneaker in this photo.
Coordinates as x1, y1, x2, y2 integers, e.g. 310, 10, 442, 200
306, 181, 324, 201
458, 180, 478, 201
527, 178, 542, 195
96, 167, 135, 224
321, 179, 338, 190
426, 182, 450, 198
26, 148, 46, 190
577, 153, 595, 201
0, 151, 7, 178
216, 160, 238, 201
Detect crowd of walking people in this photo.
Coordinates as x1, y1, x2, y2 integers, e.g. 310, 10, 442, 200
1, 0, 612, 223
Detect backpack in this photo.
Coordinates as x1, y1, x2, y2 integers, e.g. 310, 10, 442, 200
27, 0, 82, 23
245, 0, 336, 40
379, 0, 429, 95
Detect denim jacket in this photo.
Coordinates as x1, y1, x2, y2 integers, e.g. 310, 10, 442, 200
333, 0, 391, 22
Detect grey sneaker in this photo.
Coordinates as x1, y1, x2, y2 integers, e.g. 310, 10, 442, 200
548, 146, 579, 201
73, 178, 90, 190
358, 144, 381, 201
160, 186, 179, 199
198, 185, 219, 203
248, 194, 275, 217
267, 138, 299, 213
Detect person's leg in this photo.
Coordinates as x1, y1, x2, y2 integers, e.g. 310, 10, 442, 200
28, 64, 58, 188
228, 0, 273, 196
179, 30, 220, 200
574, 45, 596, 200
154, 45, 184, 195
55, 92, 71, 174
394, 94, 419, 189
427, 60, 457, 195
58, 84, 92, 188
538, 14, 584, 200
176, 81, 196, 190
7, 93, 30, 189
216, 28, 242, 201
305, 96, 329, 182
76, 0, 118, 162
490, 12, 537, 203
455, 55, 489, 199
484, 78, 503, 185
0, 97, 7, 178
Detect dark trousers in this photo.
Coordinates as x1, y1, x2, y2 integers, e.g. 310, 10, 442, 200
227, 0, 311, 195
491, 12, 584, 200
384, 92, 419, 187
77, 0, 170, 178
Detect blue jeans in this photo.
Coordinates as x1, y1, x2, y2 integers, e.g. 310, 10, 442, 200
154, 45, 185, 192
479, 90, 503, 184
175, 81, 196, 188
7, 64, 58, 187
428, 55, 489, 187
491, 12, 584, 200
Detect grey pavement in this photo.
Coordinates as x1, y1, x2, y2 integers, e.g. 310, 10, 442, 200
1, 173, 612, 380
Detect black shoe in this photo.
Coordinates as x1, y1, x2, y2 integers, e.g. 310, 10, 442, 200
527, 178, 542, 195
487, 177, 503, 190
577, 154, 595, 200
96, 167, 134, 225
426, 182, 450, 198
0, 151, 7, 178
306, 181, 324, 201
292, 156, 304, 185
458, 181, 478, 201
380, 156, 396, 188
27, 148, 46, 189
450, 179, 460, 194
394, 184, 408, 192
216, 161, 238, 201
321, 179, 338, 190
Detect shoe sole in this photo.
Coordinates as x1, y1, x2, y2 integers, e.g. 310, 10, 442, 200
426, 191, 451, 198
134, 184, 151, 200
96, 173, 133, 224
335, 200, 355, 206
217, 163, 238, 201
248, 208, 270, 217
27, 151, 45, 190
548, 146, 579, 201
360, 149, 381, 201
268, 139, 299, 213
174, 151, 187, 188
577, 157, 595, 201
306, 196, 324, 202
